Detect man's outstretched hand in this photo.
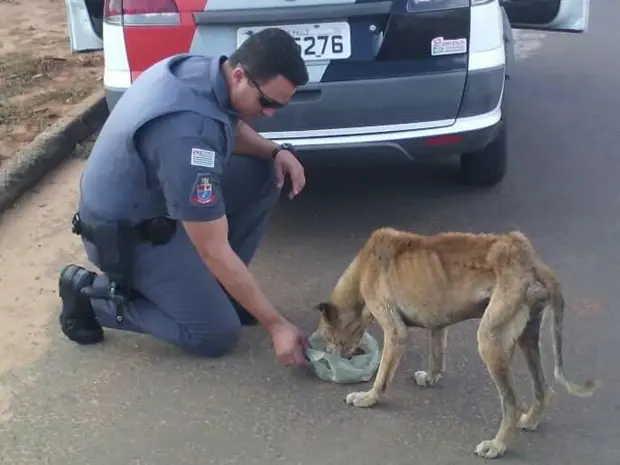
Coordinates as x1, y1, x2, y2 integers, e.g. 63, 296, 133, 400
270, 319, 309, 367
274, 150, 306, 199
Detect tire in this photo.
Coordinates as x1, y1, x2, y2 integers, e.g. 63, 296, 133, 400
458, 119, 507, 188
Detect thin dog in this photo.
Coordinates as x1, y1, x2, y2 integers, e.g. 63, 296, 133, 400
313, 227, 599, 459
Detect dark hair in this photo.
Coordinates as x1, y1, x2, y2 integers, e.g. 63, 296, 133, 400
228, 27, 309, 87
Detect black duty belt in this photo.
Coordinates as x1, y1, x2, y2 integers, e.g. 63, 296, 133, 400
71, 213, 177, 247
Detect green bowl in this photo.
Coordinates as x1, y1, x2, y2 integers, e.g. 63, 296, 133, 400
304, 330, 381, 384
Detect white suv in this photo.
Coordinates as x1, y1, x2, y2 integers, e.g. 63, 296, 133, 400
64, 0, 590, 187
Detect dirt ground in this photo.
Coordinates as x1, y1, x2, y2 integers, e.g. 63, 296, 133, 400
0, 0, 103, 163
0, 137, 94, 422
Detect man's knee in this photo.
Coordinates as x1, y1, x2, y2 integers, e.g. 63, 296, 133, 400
255, 159, 280, 212
181, 323, 242, 358
243, 156, 279, 204
224, 154, 279, 207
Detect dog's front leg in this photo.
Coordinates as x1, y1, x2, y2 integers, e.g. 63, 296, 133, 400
346, 304, 408, 408
414, 327, 447, 387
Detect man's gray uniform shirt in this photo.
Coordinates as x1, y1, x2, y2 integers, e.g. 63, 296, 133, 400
78, 54, 239, 225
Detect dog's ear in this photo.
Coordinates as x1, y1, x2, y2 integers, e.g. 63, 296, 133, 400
313, 302, 339, 325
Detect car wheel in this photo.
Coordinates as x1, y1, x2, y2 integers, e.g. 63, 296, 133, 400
459, 116, 507, 188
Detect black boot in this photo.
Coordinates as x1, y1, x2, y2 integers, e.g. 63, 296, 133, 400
58, 264, 104, 344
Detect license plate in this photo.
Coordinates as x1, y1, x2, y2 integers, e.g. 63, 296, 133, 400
236, 22, 352, 61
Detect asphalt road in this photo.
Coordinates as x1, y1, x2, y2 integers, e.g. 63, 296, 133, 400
1, 2, 619, 464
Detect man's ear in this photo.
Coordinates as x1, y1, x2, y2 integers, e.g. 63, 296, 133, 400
314, 302, 338, 325
231, 66, 245, 85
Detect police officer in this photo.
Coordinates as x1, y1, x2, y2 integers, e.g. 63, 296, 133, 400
58, 28, 311, 367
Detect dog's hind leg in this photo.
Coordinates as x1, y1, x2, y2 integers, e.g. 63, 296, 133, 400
473, 237, 534, 459
414, 327, 447, 387
474, 299, 529, 459
517, 312, 555, 431
475, 324, 522, 458
346, 301, 408, 408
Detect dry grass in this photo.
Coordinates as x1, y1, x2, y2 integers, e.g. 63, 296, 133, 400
0, 0, 104, 164
0, 52, 103, 162
1, 53, 68, 97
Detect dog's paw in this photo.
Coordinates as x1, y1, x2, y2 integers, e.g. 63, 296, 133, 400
413, 370, 441, 387
345, 391, 378, 408
474, 439, 507, 459
517, 411, 540, 431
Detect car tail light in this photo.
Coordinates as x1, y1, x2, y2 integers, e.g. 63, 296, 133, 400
423, 134, 464, 146
104, 0, 180, 26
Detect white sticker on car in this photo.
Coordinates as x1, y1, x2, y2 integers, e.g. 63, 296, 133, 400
430, 37, 468, 56
190, 148, 215, 168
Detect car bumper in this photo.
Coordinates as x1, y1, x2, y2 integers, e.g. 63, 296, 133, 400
104, 81, 503, 162
268, 103, 503, 161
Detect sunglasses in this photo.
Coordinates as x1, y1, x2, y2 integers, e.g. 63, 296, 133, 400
243, 67, 286, 109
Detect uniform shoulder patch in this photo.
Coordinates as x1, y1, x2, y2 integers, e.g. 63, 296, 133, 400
190, 147, 216, 168
189, 173, 216, 206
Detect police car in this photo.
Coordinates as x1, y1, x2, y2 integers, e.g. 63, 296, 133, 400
64, 0, 590, 187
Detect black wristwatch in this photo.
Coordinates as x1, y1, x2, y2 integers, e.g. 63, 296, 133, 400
271, 143, 297, 160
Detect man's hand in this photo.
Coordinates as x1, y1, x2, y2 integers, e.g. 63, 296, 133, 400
269, 319, 309, 367
232, 122, 306, 198
274, 150, 306, 199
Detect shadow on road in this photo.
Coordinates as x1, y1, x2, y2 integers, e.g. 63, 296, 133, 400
270, 157, 488, 242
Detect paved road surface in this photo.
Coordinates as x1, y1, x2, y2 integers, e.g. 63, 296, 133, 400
1, 2, 619, 463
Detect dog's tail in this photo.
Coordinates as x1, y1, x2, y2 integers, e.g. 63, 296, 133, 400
498, 232, 599, 398
546, 277, 600, 397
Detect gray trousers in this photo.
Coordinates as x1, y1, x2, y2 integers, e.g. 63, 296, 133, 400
83, 154, 280, 357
